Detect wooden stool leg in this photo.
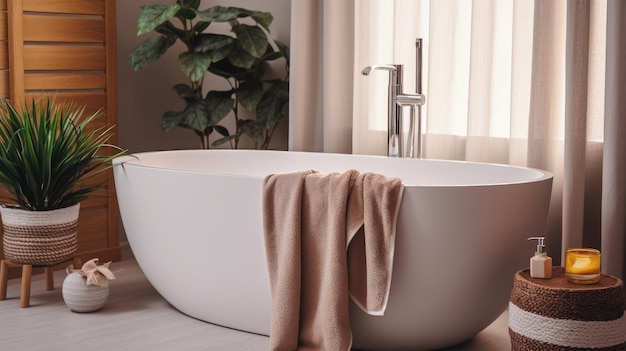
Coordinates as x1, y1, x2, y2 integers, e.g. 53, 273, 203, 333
45, 267, 54, 291
0, 260, 8, 300
20, 264, 32, 308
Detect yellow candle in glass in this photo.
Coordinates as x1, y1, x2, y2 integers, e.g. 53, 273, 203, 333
565, 248, 601, 284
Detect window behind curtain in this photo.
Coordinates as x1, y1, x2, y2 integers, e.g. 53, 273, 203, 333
352, 0, 604, 161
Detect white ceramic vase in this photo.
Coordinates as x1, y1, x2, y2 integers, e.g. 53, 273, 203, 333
62, 272, 109, 312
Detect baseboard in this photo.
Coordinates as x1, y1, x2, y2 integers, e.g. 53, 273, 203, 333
120, 240, 134, 260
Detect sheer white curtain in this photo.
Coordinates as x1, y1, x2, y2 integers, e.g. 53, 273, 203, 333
602, 0, 626, 281
290, 0, 626, 279
354, 0, 536, 162
288, 0, 355, 152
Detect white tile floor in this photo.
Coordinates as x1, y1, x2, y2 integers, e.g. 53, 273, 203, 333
0, 257, 512, 350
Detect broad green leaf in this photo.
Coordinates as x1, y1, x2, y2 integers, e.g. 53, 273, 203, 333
196, 6, 241, 22
259, 50, 284, 64
181, 101, 211, 131
178, 51, 212, 82
213, 125, 230, 137
256, 87, 287, 128
250, 12, 273, 31
161, 110, 184, 132
181, 0, 201, 10
162, 101, 210, 133
281, 102, 289, 119
212, 135, 236, 147
205, 91, 234, 125
253, 60, 268, 80
237, 81, 263, 111
129, 35, 177, 71
192, 21, 211, 35
194, 34, 235, 62
240, 120, 264, 143
208, 58, 248, 79
176, 8, 197, 20
228, 47, 256, 69
137, 4, 181, 36
227, 7, 273, 30
275, 39, 290, 65
154, 22, 179, 37
232, 24, 268, 58
172, 84, 198, 101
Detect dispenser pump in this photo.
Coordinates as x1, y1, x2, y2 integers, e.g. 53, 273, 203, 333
527, 237, 552, 279
529, 236, 546, 253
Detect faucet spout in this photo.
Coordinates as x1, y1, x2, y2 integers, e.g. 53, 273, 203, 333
361, 64, 397, 76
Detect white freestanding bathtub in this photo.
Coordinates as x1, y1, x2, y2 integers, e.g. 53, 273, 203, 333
113, 150, 553, 350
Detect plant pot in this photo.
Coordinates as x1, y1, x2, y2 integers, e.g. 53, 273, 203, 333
1, 203, 80, 266
62, 272, 109, 312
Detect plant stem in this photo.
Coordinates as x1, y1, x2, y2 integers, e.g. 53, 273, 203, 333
198, 130, 210, 149
262, 121, 280, 150
232, 79, 240, 149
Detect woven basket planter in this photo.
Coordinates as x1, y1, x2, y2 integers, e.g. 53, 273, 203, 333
1, 203, 80, 266
509, 267, 626, 350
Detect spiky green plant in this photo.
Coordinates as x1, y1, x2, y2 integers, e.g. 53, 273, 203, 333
0, 97, 127, 211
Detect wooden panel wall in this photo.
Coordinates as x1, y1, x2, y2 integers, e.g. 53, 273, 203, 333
0, 1, 9, 98
0, 0, 120, 272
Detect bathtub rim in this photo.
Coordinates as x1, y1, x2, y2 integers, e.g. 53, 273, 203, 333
112, 149, 554, 187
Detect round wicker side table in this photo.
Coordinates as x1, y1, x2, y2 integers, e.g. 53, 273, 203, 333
509, 267, 626, 351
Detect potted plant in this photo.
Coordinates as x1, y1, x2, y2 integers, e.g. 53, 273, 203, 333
0, 97, 127, 266
129, 1, 289, 149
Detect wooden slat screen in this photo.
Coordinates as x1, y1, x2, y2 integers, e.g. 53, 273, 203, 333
0, 2, 7, 97
0, 0, 120, 275
23, 46, 107, 71
24, 72, 107, 90
23, 0, 105, 15
23, 15, 105, 43
0, 12, 6, 40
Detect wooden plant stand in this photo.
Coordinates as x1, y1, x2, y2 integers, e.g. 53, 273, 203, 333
0, 258, 82, 308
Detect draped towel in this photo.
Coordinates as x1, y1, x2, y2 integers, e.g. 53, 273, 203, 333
263, 169, 404, 351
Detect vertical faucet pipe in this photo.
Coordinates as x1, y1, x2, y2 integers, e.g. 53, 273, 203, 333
415, 38, 424, 158
391, 65, 403, 157
403, 39, 424, 158
361, 64, 404, 157
405, 105, 417, 158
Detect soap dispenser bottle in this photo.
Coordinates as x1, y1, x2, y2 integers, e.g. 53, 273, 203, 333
527, 237, 552, 279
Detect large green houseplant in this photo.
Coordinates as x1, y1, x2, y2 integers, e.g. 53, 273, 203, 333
0, 97, 127, 266
129, 1, 289, 149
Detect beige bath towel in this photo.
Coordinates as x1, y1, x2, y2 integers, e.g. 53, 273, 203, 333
263, 169, 404, 351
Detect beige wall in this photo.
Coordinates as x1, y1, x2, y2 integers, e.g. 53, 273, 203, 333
116, 0, 291, 152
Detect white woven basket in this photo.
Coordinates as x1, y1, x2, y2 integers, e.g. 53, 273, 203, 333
1, 203, 80, 266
